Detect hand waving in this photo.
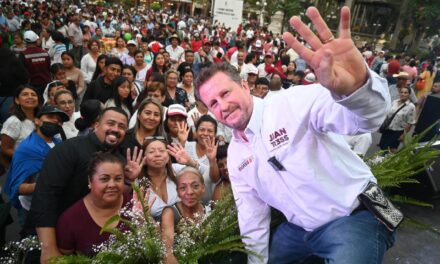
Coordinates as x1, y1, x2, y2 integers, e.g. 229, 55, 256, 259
167, 143, 193, 166
125, 147, 145, 181
177, 121, 190, 146
283, 6, 368, 95
204, 136, 218, 162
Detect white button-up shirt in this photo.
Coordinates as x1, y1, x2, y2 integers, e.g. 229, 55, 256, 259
227, 71, 391, 263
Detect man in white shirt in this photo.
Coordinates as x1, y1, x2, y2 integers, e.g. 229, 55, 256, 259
196, 7, 395, 264
166, 34, 184, 66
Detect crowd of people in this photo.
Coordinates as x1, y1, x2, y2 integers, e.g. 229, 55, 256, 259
0, 0, 439, 263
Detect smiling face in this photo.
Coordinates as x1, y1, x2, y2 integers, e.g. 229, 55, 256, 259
144, 140, 169, 169
199, 72, 253, 130
15, 88, 39, 110
138, 102, 161, 132
177, 171, 205, 208
94, 110, 128, 148
89, 161, 124, 206
196, 121, 216, 147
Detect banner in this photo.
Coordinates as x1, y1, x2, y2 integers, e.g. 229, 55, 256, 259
213, 0, 243, 32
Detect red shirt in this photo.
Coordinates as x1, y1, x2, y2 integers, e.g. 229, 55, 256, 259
191, 39, 203, 53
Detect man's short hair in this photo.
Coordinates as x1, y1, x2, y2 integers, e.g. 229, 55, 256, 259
195, 62, 242, 101
98, 107, 128, 123
255, 77, 270, 87
105, 57, 123, 68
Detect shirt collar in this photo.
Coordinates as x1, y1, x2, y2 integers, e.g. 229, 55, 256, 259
232, 96, 264, 142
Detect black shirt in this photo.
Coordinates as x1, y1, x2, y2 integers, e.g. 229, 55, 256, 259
28, 133, 124, 227
83, 76, 112, 104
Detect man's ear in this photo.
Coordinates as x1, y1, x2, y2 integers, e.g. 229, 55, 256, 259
34, 117, 41, 127
241, 79, 250, 92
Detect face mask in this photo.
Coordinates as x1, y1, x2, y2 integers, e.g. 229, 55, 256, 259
40, 122, 62, 138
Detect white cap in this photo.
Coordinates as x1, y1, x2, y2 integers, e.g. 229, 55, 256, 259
303, 72, 316, 84
127, 40, 137, 47
24, 30, 39, 43
167, 104, 187, 117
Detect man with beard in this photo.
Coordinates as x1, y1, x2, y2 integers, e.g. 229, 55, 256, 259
28, 107, 141, 263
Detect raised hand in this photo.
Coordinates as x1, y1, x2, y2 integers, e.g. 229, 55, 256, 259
125, 147, 145, 181
176, 121, 190, 146
283, 6, 368, 95
204, 136, 218, 162
167, 143, 193, 166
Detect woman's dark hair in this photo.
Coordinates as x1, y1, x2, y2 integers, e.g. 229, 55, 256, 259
151, 52, 168, 73
92, 54, 109, 81
181, 69, 194, 80
87, 152, 125, 181
195, 114, 218, 134
281, 55, 291, 67
87, 39, 100, 50
133, 50, 144, 59
142, 138, 177, 185
10, 85, 40, 121
75, 99, 103, 131
111, 76, 133, 113
51, 30, 65, 43
122, 65, 137, 77
61, 51, 75, 62
400, 86, 412, 95
135, 97, 165, 136
216, 143, 229, 160
50, 63, 65, 76
53, 17, 64, 28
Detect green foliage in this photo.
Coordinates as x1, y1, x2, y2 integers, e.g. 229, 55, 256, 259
366, 126, 440, 191
150, 2, 161, 12
173, 191, 261, 263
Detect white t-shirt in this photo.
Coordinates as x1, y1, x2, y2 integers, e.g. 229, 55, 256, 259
1, 116, 35, 151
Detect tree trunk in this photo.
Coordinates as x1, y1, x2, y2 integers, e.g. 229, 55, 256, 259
389, 0, 409, 50
409, 27, 424, 52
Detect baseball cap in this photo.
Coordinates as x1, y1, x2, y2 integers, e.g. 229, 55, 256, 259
203, 39, 211, 45
303, 72, 316, 85
37, 105, 69, 122
245, 67, 258, 76
167, 104, 187, 117
24, 30, 39, 43
127, 40, 137, 47
168, 34, 180, 42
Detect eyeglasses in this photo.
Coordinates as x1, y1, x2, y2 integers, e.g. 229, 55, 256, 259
58, 100, 74, 106
143, 136, 167, 143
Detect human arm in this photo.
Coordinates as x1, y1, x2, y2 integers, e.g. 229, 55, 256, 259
80, 55, 91, 84
37, 227, 62, 263
161, 207, 178, 264
0, 134, 15, 159
229, 169, 271, 263
204, 137, 220, 183
76, 70, 85, 95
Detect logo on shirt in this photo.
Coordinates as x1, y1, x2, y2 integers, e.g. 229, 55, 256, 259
238, 156, 254, 172
269, 128, 289, 148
